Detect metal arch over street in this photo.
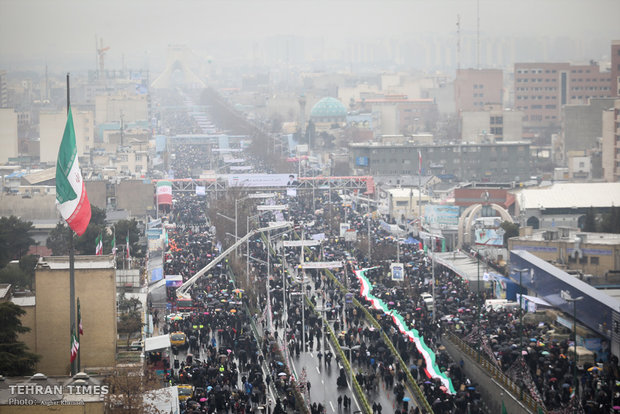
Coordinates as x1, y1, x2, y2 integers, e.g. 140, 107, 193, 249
153, 176, 376, 194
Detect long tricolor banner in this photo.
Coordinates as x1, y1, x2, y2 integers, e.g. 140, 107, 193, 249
354, 267, 456, 394
156, 181, 173, 205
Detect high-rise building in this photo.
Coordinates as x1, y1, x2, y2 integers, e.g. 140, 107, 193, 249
0, 108, 18, 163
0, 70, 8, 108
612, 40, 620, 97
602, 99, 620, 182
454, 68, 503, 113
514, 62, 612, 126
39, 110, 94, 164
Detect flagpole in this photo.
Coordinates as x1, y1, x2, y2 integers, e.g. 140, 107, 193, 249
77, 297, 81, 372
67, 72, 77, 376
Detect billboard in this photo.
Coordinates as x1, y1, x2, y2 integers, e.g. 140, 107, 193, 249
475, 228, 504, 246
424, 205, 460, 227
165, 275, 183, 288
391, 263, 404, 281
226, 174, 298, 187
355, 156, 369, 166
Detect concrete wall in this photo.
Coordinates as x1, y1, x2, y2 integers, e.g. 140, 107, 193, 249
442, 334, 535, 414
34, 257, 116, 375
0, 108, 18, 163
116, 180, 154, 216
85, 181, 107, 210
0, 193, 58, 220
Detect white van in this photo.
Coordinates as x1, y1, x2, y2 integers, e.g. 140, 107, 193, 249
421, 293, 434, 311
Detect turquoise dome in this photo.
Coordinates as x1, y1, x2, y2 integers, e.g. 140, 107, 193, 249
309, 97, 347, 120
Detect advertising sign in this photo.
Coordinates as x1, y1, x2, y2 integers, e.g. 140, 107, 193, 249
165, 275, 183, 288
227, 174, 298, 187
355, 156, 369, 166
344, 229, 357, 242
475, 228, 504, 246
391, 262, 405, 281
339, 223, 350, 237
424, 205, 460, 227
299, 261, 343, 269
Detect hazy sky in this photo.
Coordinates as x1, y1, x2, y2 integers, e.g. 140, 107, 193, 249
1, 0, 619, 71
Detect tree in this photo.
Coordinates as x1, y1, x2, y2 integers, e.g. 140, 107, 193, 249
583, 207, 597, 232
0, 302, 40, 375
46, 223, 72, 256
0, 216, 35, 267
114, 219, 143, 258
500, 221, 520, 245
104, 366, 164, 414
74, 206, 108, 255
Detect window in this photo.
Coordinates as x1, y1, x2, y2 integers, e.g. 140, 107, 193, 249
590, 257, 599, 265
396, 201, 409, 207
579, 256, 588, 264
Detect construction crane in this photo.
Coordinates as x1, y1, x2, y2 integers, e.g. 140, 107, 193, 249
97, 37, 110, 78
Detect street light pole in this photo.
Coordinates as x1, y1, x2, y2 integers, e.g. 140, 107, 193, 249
561, 290, 583, 412
513, 267, 529, 352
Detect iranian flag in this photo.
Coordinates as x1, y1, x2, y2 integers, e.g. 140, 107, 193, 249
78, 298, 83, 335
95, 233, 103, 255
70, 326, 79, 362
156, 181, 173, 205
55, 107, 91, 236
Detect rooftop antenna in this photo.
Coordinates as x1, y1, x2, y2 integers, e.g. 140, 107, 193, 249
456, 14, 461, 72
476, 0, 480, 69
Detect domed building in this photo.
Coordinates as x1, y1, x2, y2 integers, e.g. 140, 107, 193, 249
309, 97, 347, 126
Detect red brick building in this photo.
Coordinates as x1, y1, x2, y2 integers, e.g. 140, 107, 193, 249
514, 62, 612, 126
612, 40, 620, 97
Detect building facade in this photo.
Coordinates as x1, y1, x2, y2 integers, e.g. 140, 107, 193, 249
514, 62, 612, 126
349, 141, 531, 182
0, 108, 18, 163
454, 68, 503, 113
561, 98, 616, 155
33, 256, 117, 375
508, 228, 620, 278
461, 109, 523, 142
39, 110, 95, 164
612, 40, 620, 97
602, 99, 620, 182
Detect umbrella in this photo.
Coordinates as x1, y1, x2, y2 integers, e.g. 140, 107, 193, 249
403, 397, 411, 402
230, 309, 237, 313
278, 372, 287, 376
200, 398, 207, 402
522, 350, 528, 355
588, 366, 600, 372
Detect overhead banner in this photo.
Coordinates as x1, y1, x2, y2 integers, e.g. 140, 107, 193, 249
227, 173, 298, 187
475, 228, 504, 246
287, 188, 297, 197
299, 261, 343, 269
230, 166, 253, 171
156, 181, 173, 205
257, 204, 289, 211
339, 223, 350, 237
196, 186, 206, 196
283, 240, 321, 247
391, 262, 405, 281
248, 193, 277, 199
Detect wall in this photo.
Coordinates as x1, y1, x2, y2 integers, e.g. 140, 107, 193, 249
442, 334, 535, 414
39, 110, 94, 164
34, 257, 116, 375
0, 108, 18, 163
0, 193, 58, 220
116, 180, 154, 216
85, 181, 107, 210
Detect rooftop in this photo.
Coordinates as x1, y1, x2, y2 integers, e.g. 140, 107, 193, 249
514, 182, 620, 210
37, 255, 116, 270
511, 229, 620, 246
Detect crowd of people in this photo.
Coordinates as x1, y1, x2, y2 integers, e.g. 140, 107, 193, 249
151, 113, 620, 413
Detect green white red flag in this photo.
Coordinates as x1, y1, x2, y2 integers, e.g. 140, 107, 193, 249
95, 233, 103, 255
55, 107, 91, 236
156, 181, 173, 205
70, 325, 79, 362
